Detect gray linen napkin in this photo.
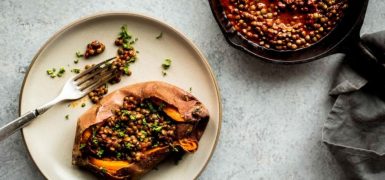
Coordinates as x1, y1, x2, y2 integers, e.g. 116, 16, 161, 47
323, 31, 385, 180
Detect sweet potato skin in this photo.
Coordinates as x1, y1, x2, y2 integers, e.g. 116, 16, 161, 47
72, 81, 209, 179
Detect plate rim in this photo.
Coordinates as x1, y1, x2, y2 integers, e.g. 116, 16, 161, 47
19, 11, 222, 179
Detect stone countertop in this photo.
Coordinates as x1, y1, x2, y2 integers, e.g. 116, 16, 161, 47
0, 0, 384, 179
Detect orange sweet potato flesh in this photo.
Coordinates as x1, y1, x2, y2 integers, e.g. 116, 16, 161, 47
72, 81, 209, 179
179, 138, 199, 152
89, 158, 131, 173
163, 106, 184, 122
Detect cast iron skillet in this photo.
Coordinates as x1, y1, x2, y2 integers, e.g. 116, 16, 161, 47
208, 0, 380, 64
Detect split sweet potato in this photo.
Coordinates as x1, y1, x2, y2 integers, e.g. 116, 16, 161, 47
72, 81, 209, 179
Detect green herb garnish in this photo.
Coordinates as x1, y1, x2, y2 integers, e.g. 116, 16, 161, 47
119, 25, 135, 50
121, 110, 130, 115
128, 56, 136, 63
156, 32, 163, 39
158, 103, 165, 111
56, 67, 65, 77
119, 25, 132, 40
129, 115, 136, 120
46, 68, 56, 78
162, 59, 172, 69
125, 142, 133, 149
118, 131, 125, 137
162, 70, 167, 76
140, 130, 147, 136
79, 143, 86, 149
92, 138, 98, 145
100, 167, 107, 174
65, 114, 69, 120
147, 102, 156, 112
123, 65, 130, 75
96, 149, 104, 157
153, 126, 162, 132
116, 152, 122, 159
71, 68, 80, 74
81, 103, 86, 108
74, 59, 79, 64
76, 51, 84, 58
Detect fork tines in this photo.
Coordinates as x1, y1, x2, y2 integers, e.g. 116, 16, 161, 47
73, 57, 116, 92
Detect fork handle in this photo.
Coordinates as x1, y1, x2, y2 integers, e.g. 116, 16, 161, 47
0, 110, 38, 142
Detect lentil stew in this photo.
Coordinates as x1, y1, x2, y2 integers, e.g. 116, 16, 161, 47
209, 0, 368, 63
72, 81, 209, 179
222, 0, 349, 51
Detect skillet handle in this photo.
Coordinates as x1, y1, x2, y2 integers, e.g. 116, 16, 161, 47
347, 31, 385, 87
359, 31, 385, 64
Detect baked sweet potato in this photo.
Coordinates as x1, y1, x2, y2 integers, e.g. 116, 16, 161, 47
72, 81, 209, 179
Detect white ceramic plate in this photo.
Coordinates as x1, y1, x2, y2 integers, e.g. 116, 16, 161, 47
20, 12, 221, 180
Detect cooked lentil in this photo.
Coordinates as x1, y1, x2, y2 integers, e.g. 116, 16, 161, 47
82, 25, 138, 104
222, 0, 349, 50
88, 85, 108, 104
84, 40, 106, 58
81, 97, 177, 163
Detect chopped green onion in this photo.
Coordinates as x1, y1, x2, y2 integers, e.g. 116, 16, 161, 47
65, 114, 69, 120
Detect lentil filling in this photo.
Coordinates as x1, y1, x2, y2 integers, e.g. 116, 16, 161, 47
81, 96, 178, 163
222, 0, 349, 50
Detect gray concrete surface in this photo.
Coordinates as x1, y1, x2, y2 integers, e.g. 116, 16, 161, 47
0, 0, 384, 179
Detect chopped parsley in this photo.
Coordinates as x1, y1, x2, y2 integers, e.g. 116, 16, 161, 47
71, 68, 81, 74
121, 110, 130, 115
47, 67, 65, 78
56, 67, 65, 77
123, 65, 130, 75
117, 130, 125, 137
142, 118, 148, 126
119, 25, 135, 50
125, 142, 133, 149
162, 59, 172, 69
76, 51, 84, 58
100, 167, 107, 174
96, 149, 104, 158
156, 32, 163, 39
116, 152, 122, 159
152, 126, 162, 132
92, 138, 98, 145
140, 130, 147, 136
158, 103, 166, 111
79, 143, 86, 149
46, 68, 56, 78
129, 114, 136, 120
147, 102, 156, 112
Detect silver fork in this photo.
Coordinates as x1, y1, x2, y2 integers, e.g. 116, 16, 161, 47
0, 57, 116, 142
